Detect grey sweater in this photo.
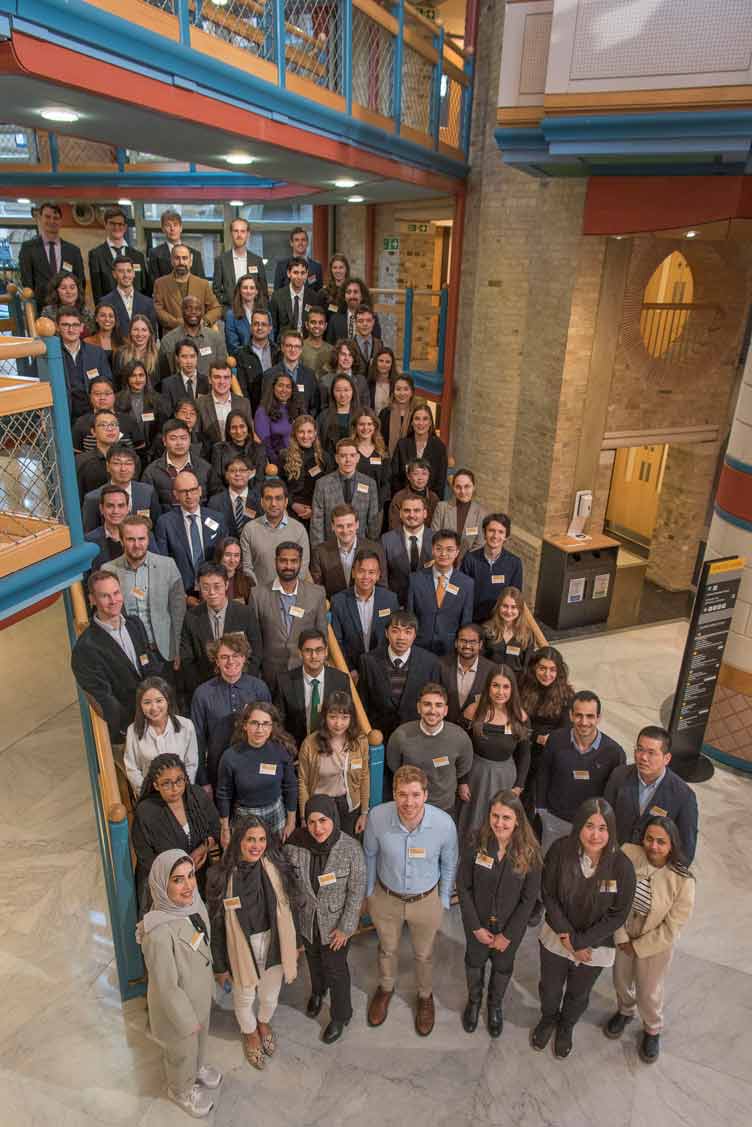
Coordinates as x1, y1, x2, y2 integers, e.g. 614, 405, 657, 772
386, 720, 474, 812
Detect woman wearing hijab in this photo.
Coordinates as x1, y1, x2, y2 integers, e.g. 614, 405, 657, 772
207, 815, 300, 1071
285, 796, 367, 1044
137, 849, 222, 1119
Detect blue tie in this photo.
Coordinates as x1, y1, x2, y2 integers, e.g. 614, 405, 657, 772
188, 513, 204, 575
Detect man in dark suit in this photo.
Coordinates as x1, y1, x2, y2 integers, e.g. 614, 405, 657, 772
604, 726, 699, 862
19, 201, 86, 306
84, 485, 129, 572
272, 226, 322, 290
147, 208, 206, 281
352, 305, 383, 368
331, 549, 399, 673
180, 561, 262, 693
154, 470, 227, 596
261, 329, 319, 416
71, 570, 162, 744
88, 206, 150, 302
325, 279, 382, 343
209, 454, 262, 539
235, 311, 278, 410
269, 258, 321, 339
100, 255, 157, 335
82, 445, 161, 532
408, 529, 474, 657
275, 628, 350, 747
357, 611, 441, 744
381, 493, 434, 607
196, 364, 252, 445
159, 340, 210, 415
311, 503, 386, 599
56, 307, 112, 419
71, 379, 141, 454
212, 216, 268, 311
438, 623, 496, 724
142, 420, 220, 508
461, 513, 524, 624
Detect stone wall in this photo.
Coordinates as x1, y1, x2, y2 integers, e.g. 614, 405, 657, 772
647, 441, 720, 590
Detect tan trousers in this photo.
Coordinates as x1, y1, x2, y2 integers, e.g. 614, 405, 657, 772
164, 1026, 207, 1099
367, 883, 443, 998
613, 945, 674, 1033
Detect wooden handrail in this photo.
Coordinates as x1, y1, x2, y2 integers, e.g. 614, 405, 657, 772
326, 615, 373, 737
0, 336, 46, 360
524, 604, 548, 649
0, 282, 18, 302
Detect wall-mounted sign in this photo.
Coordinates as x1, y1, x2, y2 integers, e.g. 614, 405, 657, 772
383, 237, 400, 251
592, 573, 610, 599
567, 577, 586, 604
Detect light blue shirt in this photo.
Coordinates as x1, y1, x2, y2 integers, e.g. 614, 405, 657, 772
364, 801, 458, 909
570, 728, 602, 754
637, 768, 666, 814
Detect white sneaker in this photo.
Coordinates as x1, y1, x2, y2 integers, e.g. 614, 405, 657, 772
168, 1084, 214, 1118
197, 1064, 223, 1089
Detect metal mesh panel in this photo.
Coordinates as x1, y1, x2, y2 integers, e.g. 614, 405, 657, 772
0, 126, 37, 163
141, 0, 176, 11
57, 136, 117, 167
441, 76, 463, 149
284, 0, 343, 92
352, 9, 395, 117
0, 404, 64, 525
198, 0, 272, 60
401, 42, 433, 134
126, 149, 173, 164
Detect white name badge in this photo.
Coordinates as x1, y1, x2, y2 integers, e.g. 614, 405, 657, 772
600, 880, 618, 894
131, 586, 145, 600
297, 383, 305, 393
137, 509, 150, 518
328, 303, 339, 313
304, 304, 312, 313
356, 482, 370, 494
204, 517, 219, 531
650, 805, 668, 817
189, 930, 204, 950
141, 411, 155, 422
506, 645, 521, 656
445, 582, 459, 596
86, 368, 99, 380
133, 263, 142, 272
249, 266, 258, 274
199, 347, 212, 356
475, 852, 493, 870
259, 762, 277, 775
573, 769, 590, 781
432, 755, 450, 768
318, 872, 337, 887
377, 607, 392, 618
465, 526, 478, 537
289, 605, 305, 618
370, 457, 382, 466
223, 896, 241, 910
407, 847, 426, 860
139, 653, 149, 666
309, 465, 321, 477
62, 260, 74, 272
491, 574, 505, 585
350, 758, 362, 770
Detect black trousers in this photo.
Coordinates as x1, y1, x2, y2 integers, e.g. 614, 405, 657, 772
538, 941, 603, 1028
333, 794, 359, 837
465, 935, 519, 1006
303, 923, 353, 1023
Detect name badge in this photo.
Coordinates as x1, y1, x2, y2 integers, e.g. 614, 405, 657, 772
249, 266, 258, 274
139, 653, 149, 666
131, 586, 145, 599
223, 896, 241, 910
445, 582, 459, 596
304, 304, 312, 313
506, 645, 521, 656
370, 457, 382, 466
351, 758, 362, 770
141, 411, 155, 422
259, 762, 277, 775
432, 755, 450, 768
297, 383, 305, 393
650, 805, 668, 817
318, 872, 337, 887
204, 517, 219, 531
199, 346, 212, 356
86, 368, 99, 380
189, 930, 205, 950
62, 260, 74, 272
475, 852, 494, 870
356, 482, 370, 494
289, 605, 305, 618
491, 574, 505, 585
377, 607, 392, 618
137, 509, 150, 518
407, 847, 426, 860
328, 303, 339, 313
600, 880, 618, 894
309, 465, 321, 477
465, 526, 478, 536
573, 769, 590, 780
133, 263, 142, 272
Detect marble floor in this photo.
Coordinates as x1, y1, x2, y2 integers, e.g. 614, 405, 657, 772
1, 607, 751, 1126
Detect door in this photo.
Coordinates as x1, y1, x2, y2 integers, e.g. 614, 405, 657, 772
606, 444, 667, 546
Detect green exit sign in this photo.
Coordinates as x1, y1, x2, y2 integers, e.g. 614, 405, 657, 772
383, 237, 400, 251
407, 222, 430, 234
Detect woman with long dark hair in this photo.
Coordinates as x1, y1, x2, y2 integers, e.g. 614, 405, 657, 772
210, 408, 266, 481
391, 403, 448, 498
207, 816, 301, 1070
41, 269, 94, 334
214, 536, 253, 604
297, 690, 370, 836
317, 374, 361, 457
367, 347, 397, 414
254, 373, 303, 463
319, 253, 351, 312
319, 338, 369, 409
605, 816, 695, 1063
532, 797, 636, 1058
115, 359, 165, 449
225, 273, 267, 353
280, 414, 330, 527
132, 753, 220, 910
519, 646, 574, 822
85, 300, 124, 362
124, 677, 198, 794
379, 373, 425, 455
458, 790, 542, 1037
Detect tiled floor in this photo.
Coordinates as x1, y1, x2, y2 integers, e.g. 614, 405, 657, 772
1, 606, 751, 1126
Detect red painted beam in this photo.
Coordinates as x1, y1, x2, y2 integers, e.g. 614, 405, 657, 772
0, 592, 60, 630
0, 182, 320, 201
583, 175, 752, 235
439, 188, 466, 445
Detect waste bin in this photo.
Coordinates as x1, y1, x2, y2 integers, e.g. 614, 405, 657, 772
535, 534, 620, 631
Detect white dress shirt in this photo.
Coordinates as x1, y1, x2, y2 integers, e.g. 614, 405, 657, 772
233, 251, 249, 281
93, 614, 138, 668
182, 507, 204, 560
355, 590, 375, 646
212, 393, 232, 439
387, 645, 412, 667
289, 284, 305, 330
403, 525, 425, 558
117, 286, 134, 317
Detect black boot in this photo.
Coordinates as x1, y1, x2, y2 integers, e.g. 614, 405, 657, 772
487, 969, 509, 1038
554, 1022, 574, 1059
531, 1015, 558, 1050
487, 1003, 503, 1038
462, 965, 484, 1033
306, 993, 323, 1018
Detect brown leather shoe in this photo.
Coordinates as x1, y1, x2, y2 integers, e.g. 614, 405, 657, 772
415, 993, 435, 1036
367, 987, 394, 1027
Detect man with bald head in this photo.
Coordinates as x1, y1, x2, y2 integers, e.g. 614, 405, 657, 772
155, 469, 227, 598
153, 243, 222, 332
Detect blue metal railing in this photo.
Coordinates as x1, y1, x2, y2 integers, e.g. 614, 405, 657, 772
376, 284, 449, 399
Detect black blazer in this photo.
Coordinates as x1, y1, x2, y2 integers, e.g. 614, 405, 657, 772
330, 585, 400, 671
274, 664, 351, 748
84, 526, 123, 573
273, 255, 323, 291
604, 764, 699, 863
212, 248, 268, 307
160, 373, 210, 416
381, 527, 434, 608
19, 235, 86, 305
269, 284, 321, 339
99, 288, 158, 336
542, 837, 636, 951
357, 643, 441, 743
326, 310, 383, 344
132, 786, 220, 908
147, 241, 205, 281
437, 653, 497, 725
70, 616, 161, 742
458, 843, 541, 948
208, 485, 262, 539
89, 242, 150, 303
180, 600, 262, 692
392, 434, 448, 499
234, 344, 279, 411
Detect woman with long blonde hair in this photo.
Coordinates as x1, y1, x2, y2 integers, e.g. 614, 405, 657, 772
484, 587, 534, 673
281, 414, 330, 527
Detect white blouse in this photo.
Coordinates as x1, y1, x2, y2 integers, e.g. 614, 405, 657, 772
124, 715, 199, 794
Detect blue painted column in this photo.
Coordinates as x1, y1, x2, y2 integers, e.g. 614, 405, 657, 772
402, 286, 413, 374
393, 0, 405, 134
342, 0, 353, 115
273, 0, 286, 88
436, 285, 448, 376
431, 25, 444, 149
368, 733, 385, 807
177, 0, 191, 45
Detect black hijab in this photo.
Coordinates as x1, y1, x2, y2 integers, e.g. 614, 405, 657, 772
288, 795, 341, 884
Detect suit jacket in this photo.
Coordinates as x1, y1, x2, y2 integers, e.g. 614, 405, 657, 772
102, 551, 186, 661
154, 505, 228, 593
84, 526, 123, 573
325, 310, 383, 344
381, 526, 434, 608
438, 652, 497, 725
100, 288, 158, 336
357, 643, 441, 743
208, 486, 262, 539
195, 392, 252, 446
261, 361, 319, 417
269, 283, 321, 339
431, 498, 487, 557
89, 242, 150, 303
180, 600, 263, 693
159, 373, 210, 416
82, 480, 161, 533
70, 615, 161, 742
392, 434, 448, 499
458, 841, 541, 948
141, 452, 219, 508
19, 235, 86, 306
148, 242, 206, 282
275, 664, 350, 747
153, 273, 221, 331
234, 343, 279, 410
309, 535, 386, 599
249, 580, 328, 687
212, 248, 268, 308
331, 585, 400, 671
604, 764, 699, 863
408, 566, 474, 656
61, 342, 113, 419
273, 255, 323, 291
310, 471, 381, 547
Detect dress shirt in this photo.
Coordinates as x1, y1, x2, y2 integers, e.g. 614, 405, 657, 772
355, 333, 374, 365
117, 287, 134, 317
456, 659, 479, 705
182, 508, 204, 560
403, 525, 425, 557
289, 284, 305, 330
93, 614, 138, 669
571, 729, 603, 755
364, 800, 459, 908
338, 538, 357, 585
303, 669, 324, 732
432, 566, 452, 593
355, 591, 375, 647
212, 393, 232, 439
124, 715, 199, 793
483, 548, 503, 567
165, 454, 191, 478
233, 252, 249, 282
252, 341, 273, 371
107, 240, 127, 258
229, 487, 249, 516
208, 603, 228, 641
64, 342, 81, 364
387, 645, 412, 667
119, 560, 155, 645
46, 239, 61, 271
271, 576, 299, 634
637, 768, 666, 814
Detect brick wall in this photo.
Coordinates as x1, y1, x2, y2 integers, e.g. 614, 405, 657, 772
647, 441, 720, 590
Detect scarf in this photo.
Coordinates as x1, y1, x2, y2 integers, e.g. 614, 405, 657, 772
288, 795, 342, 885
135, 848, 210, 943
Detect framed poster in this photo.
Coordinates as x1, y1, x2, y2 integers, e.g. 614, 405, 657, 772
567, 577, 586, 604
592, 573, 610, 599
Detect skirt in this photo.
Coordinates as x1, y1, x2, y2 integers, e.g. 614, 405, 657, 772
234, 797, 286, 837
458, 756, 517, 846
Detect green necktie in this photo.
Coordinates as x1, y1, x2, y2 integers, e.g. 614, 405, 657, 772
310, 678, 321, 731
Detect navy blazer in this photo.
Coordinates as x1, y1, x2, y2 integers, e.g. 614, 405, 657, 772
100, 288, 158, 336
331, 585, 400, 670
604, 764, 699, 863
160, 373, 210, 415
82, 481, 161, 533
461, 546, 524, 623
407, 566, 474, 656
89, 242, 151, 302
261, 361, 319, 417
148, 241, 205, 281
61, 342, 113, 419
325, 310, 383, 344
19, 235, 86, 305
84, 527, 123, 573
273, 255, 323, 291
381, 526, 434, 608
154, 506, 228, 594
208, 486, 262, 539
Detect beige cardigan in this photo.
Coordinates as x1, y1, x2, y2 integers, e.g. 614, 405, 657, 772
297, 732, 370, 817
615, 843, 695, 958
224, 859, 298, 989
141, 917, 214, 1044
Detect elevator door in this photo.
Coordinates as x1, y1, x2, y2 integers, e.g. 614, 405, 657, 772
605, 444, 667, 546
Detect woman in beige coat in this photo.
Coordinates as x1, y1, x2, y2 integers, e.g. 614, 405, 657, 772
137, 849, 222, 1119
297, 690, 370, 836
604, 816, 695, 1063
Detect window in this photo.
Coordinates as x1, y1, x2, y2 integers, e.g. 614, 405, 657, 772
0, 127, 37, 163
640, 251, 695, 360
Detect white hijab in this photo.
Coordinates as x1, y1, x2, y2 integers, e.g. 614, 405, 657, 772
135, 848, 210, 942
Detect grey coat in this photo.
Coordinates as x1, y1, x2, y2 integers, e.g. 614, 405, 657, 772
310, 470, 381, 547
285, 833, 367, 942
249, 579, 328, 685
141, 917, 214, 1043
103, 550, 186, 661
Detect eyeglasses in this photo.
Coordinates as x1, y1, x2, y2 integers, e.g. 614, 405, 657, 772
175, 485, 201, 495
156, 777, 185, 789
247, 719, 273, 729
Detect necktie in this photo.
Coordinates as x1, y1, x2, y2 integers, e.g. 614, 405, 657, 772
343, 477, 353, 504
348, 313, 355, 338
47, 242, 57, 270
234, 494, 245, 528
188, 514, 204, 571
393, 658, 402, 669
363, 340, 371, 364
409, 536, 419, 572
184, 378, 195, 400
436, 574, 447, 608
309, 678, 321, 731
293, 295, 301, 330
211, 612, 222, 640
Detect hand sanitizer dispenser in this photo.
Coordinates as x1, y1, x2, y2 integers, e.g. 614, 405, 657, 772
567, 490, 593, 540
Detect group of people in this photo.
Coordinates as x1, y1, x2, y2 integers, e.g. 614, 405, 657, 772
41, 201, 698, 1118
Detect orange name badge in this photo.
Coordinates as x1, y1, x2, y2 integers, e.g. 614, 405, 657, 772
465, 526, 478, 537
506, 645, 521, 656
650, 805, 668, 817
131, 586, 145, 599
475, 852, 493, 870
350, 757, 362, 770
407, 846, 426, 859
318, 872, 337, 887
189, 930, 204, 950
491, 574, 505, 584
139, 653, 150, 666
356, 482, 370, 494
223, 896, 241, 910
432, 755, 450, 768
600, 880, 618, 894
573, 769, 590, 780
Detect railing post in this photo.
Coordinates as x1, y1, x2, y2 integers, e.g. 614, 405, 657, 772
177, 0, 191, 45
109, 809, 144, 991
368, 730, 385, 807
35, 335, 85, 542
48, 131, 59, 173
431, 24, 444, 150
273, 0, 286, 88
461, 57, 475, 157
393, 0, 405, 135
436, 285, 448, 376
343, 0, 353, 116
402, 285, 413, 373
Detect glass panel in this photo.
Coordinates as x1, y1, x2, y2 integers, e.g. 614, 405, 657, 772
142, 202, 225, 222
149, 231, 224, 279
0, 201, 33, 219
0, 227, 37, 266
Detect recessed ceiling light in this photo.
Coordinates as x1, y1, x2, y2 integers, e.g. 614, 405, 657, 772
333, 179, 357, 189
117, 198, 132, 206
17, 197, 30, 204
613, 235, 623, 240
225, 152, 254, 165
347, 195, 365, 203
229, 199, 245, 206
685, 229, 698, 238
40, 107, 80, 123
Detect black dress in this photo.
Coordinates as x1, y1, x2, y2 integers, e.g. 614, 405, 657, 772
484, 635, 534, 676
132, 786, 221, 911
356, 450, 391, 509
280, 446, 332, 522
391, 433, 448, 498
458, 723, 531, 844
